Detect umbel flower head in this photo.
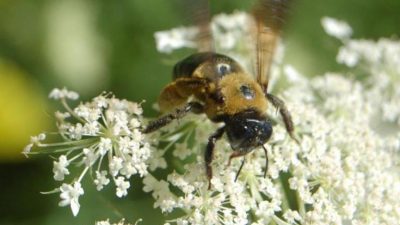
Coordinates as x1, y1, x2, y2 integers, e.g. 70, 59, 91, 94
24, 88, 150, 216
145, 14, 400, 225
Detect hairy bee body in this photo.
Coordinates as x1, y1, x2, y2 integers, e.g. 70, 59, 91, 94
144, 0, 297, 189
158, 52, 268, 122
146, 52, 284, 188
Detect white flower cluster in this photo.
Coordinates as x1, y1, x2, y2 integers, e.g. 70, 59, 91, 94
95, 219, 142, 225
321, 17, 353, 40
338, 40, 400, 126
154, 27, 198, 53
283, 70, 400, 224
323, 17, 400, 126
154, 12, 260, 72
146, 15, 400, 225
24, 89, 150, 216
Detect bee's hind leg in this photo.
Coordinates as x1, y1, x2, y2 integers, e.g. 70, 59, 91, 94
266, 94, 299, 144
143, 102, 204, 133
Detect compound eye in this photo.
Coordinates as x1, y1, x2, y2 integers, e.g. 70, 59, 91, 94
216, 63, 231, 76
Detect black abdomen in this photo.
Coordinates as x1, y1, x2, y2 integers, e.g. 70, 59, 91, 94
173, 52, 242, 80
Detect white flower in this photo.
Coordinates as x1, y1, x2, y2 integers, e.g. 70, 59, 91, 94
94, 170, 110, 191
337, 46, 359, 67
22, 143, 33, 157
23, 133, 47, 156
148, 13, 400, 225
115, 176, 130, 197
120, 161, 136, 178
66, 123, 84, 140
153, 12, 255, 71
59, 182, 84, 216
284, 65, 306, 84
96, 221, 111, 225
53, 155, 70, 181
49, 87, 79, 100
173, 142, 192, 160
118, 136, 139, 154
98, 138, 112, 155
83, 148, 97, 166
130, 118, 141, 128
283, 210, 302, 224
255, 199, 281, 218
211, 12, 252, 51
109, 156, 123, 177
154, 27, 198, 53
24, 90, 150, 215
147, 148, 167, 171
321, 17, 352, 40
55, 111, 70, 120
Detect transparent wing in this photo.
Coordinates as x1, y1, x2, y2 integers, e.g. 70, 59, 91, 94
184, 0, 214, 52
252, 0, 291, 93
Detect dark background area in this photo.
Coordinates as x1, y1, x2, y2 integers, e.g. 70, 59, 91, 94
0, 0, 399, 224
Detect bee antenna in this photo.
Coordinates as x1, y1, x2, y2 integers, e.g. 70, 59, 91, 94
261, 145, 269, 178
234, 158, 246, 182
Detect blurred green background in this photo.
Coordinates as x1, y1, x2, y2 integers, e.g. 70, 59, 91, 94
0, 0, 399, 224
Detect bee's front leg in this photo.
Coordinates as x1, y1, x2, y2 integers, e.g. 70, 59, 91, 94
143, 102, 204, 133
205, 126, 225, 189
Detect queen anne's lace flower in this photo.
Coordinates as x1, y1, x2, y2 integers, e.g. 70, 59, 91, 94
59, 182, 84, 216
146, 14, 400, 225
115, 176, 130, 198
53, 155, 70, 181
94, 171, 110, 191
24, 90, 149, 216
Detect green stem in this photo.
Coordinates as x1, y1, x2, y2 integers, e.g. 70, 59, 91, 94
77, 166, 89, 183
296, 191, 306, 218
69, 152, 84, 162
37, 137, 98, 148
272, 215, 290, 225
36, 145, 92, 154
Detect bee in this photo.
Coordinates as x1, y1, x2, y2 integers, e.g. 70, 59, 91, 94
144, 0, 298, 189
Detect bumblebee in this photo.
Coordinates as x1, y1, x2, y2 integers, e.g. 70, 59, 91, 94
144, 0, 298, 188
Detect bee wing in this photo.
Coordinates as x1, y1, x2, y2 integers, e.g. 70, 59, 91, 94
252, 0, 290, 93
184, 0, 214, 52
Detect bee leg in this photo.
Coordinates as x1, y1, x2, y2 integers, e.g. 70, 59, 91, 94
205, 126, 225, 189
266, 94, 300, 144
143, 102, 204, 133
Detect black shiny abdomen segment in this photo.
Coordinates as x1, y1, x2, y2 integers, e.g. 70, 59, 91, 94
172, 52, 239, 80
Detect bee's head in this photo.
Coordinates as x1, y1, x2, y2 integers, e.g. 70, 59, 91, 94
224, 110, 272, 153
